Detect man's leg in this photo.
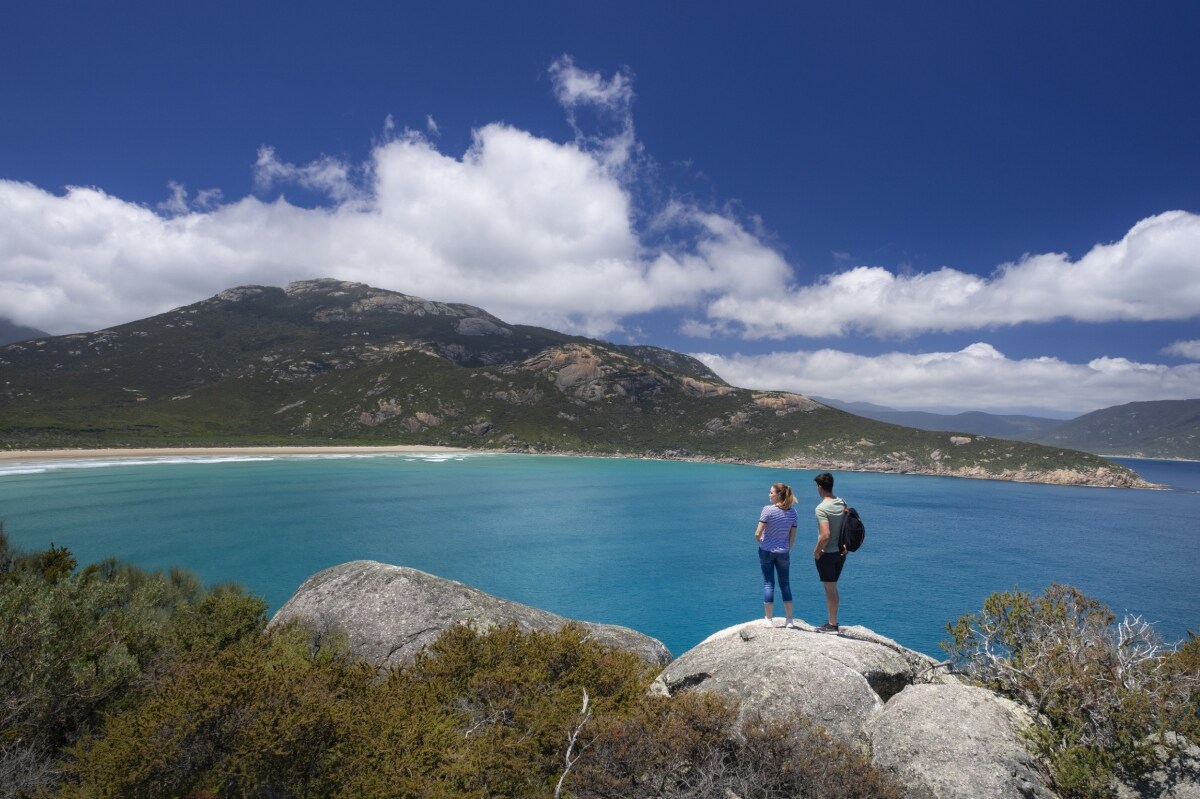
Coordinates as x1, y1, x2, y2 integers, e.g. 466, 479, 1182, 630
822, 580, 839, 626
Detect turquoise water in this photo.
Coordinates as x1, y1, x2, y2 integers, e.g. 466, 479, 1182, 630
1, 453, 1196, 658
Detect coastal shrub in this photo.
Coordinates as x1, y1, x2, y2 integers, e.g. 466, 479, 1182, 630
571, 693, 906, 799
944, 583, 1200, 799
0, 526, 266, 799
53, 608, 908, 799
335, 622, 656, 798
1159, 631, 1200, 741
57, 623, 372, 799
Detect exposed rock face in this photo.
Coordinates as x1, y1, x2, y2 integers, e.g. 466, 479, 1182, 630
268, 560, 671, 668
651, 621, 955, 750
870, 683, 1057, 799
1115, 734, 1200, 799
654, 619, 1060, 799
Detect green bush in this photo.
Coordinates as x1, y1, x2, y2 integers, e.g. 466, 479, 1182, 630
572, 692, 906, 799
326, 622, 656, 798
56, 620, 906, 799
0, 525, 266, 798
57, 624, 371, 799
944, 584, 1200, 799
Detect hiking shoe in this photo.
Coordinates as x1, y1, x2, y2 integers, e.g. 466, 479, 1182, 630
760, 618, 774, 627
816, 622, 840, 633
784, 619, 797, 629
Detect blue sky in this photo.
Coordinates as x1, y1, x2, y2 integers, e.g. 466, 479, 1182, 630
2, 1, 1198, 416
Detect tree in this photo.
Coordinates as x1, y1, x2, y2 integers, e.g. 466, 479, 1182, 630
945, 583, 1200, 799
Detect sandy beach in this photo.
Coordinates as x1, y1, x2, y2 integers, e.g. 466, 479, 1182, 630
0, 445, 473, 464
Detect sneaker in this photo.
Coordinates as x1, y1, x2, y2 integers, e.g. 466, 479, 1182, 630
816, 622, 840, 633
784, 619, 797, 629
760, 618, 774, 627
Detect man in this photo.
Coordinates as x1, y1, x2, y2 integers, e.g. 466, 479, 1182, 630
811, 472, 847, 633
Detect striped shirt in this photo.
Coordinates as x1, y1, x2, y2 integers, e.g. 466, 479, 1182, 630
758, 504, 798, 552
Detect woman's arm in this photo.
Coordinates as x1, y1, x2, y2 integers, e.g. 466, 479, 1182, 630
788, 525, 797, 549
754, 521, 767, 542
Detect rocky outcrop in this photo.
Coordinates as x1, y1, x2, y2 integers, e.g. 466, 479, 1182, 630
265, 566, 1194, 798
1115, 734, 1200, 799
268, 560, 671, 669
651, 621, 955, 750
870, 683, 1056, 799
654, 619, 1061, 799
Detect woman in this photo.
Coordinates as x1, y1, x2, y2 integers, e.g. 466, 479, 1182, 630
754, 482, 798, 628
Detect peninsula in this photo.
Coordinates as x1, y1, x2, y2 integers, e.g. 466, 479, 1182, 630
0, 280, 1147, 487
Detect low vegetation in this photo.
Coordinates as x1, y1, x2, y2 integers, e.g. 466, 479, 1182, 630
2, 524, 903, 799
4, 522, 1194, 798
945, 583, 1200, 799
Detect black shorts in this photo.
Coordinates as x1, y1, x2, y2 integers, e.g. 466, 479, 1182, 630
815, 552, 845, 583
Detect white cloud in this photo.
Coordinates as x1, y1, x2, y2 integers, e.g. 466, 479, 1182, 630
548, 55, 638, 176
708, 211, 1200, 339
1, 54, 1197, 357
157, 182, 224, 216
253, 146, 363, 204
0, 126, 787, 336
549, 54, 634, 115
692, 343, 1200, 415
1163, 339, 1200, 360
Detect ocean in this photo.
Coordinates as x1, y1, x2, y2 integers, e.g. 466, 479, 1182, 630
0, 452, 1196, 658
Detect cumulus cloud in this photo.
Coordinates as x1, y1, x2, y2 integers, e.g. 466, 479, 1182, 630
0, 128, 785, 337
1163, 339, 1200, 360
692, 343, 1200, 414
710, 211, 1200, 339
1, 54, 1197, 357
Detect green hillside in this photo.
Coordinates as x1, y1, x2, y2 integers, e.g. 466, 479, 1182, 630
1028, 399, 1200, 459
0, 279, 1146, 486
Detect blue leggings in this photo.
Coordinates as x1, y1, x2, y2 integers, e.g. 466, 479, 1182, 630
758, 548, 792, 604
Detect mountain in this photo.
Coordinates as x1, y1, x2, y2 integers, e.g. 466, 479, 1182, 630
0, 279, 1145, 486
812, 397, 1066, 438
0, 318, 49, 346
1025, 399, 1200, 459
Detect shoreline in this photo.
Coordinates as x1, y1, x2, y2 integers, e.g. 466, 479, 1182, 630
0, 445, 473, 464
0, 445, 1163, 488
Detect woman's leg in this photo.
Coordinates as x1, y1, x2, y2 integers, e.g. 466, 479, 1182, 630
758, 549, 776, 621
775, 553, 793, 624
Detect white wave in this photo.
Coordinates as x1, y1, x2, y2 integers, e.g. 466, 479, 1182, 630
0, 450, 488, 475
0, 467, 49, 477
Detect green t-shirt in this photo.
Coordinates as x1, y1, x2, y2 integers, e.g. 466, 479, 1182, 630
815, 497, 846, 554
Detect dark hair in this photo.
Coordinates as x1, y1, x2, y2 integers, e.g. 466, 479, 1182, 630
813, 472, 834, 492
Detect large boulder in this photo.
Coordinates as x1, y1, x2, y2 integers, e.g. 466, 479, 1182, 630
650, 619, 955, 750
869, 682, 1057, 799
268, 560, 671, 668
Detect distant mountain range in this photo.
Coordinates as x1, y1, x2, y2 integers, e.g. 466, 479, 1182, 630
811, 397, 1066, 438
0, 279, 1147, 486
0, 318, 49, 346
1023, 399, 1200, 460
814, 397, 1199, 460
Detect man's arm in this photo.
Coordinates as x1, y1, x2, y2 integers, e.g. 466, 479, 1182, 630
814, 520, 829, 559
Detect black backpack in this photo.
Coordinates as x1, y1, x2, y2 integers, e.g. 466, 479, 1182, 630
839, 502, 865, 552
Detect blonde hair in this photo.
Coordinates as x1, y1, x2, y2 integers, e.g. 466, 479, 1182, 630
772, 482, 795, 510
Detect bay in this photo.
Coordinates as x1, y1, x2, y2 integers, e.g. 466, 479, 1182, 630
0, 453, 1196, 658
